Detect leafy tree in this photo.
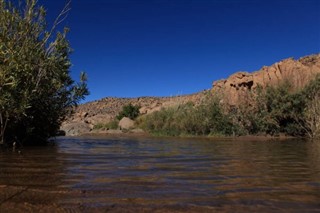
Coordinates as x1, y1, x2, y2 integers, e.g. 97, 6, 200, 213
0, 0, 88, 145
300, 74, 320, 138
116, 104, 140, 120
258, 81, 304, 136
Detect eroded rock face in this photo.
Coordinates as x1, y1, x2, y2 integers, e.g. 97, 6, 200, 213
212, 54, 320, 106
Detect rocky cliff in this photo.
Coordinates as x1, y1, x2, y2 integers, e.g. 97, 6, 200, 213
61, 54, 320, 136
212, 54, 320, 106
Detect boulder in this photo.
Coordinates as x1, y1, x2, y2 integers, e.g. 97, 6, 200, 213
119, 117, 135, 130
60, 121, 92, 136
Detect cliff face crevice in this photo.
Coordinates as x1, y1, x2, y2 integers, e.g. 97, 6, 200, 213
212, 54, 320, 106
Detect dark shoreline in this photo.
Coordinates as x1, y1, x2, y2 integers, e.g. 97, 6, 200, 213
73, 130, 305, 142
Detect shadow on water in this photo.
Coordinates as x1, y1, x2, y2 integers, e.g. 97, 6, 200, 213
1, 136, 320, 212
0, 142, 73, 212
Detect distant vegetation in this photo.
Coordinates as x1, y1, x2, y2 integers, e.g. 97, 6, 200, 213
94, 120, 119, 130
94, 104, 140, 130
116, 103, 141, 120
138, 74, 320, 139
0, 0, 88, 145
137, 97, 235, 136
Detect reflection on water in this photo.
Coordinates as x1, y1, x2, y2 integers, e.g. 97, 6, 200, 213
1, 136, 320, 211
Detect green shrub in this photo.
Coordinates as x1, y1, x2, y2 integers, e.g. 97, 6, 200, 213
138, 97, 236, 137
93, 123, 105, 129
94, 120, 119, 130
263, 82, 306, 136
116, 104, 140, 120
300, 74, 320, 138
106, 120, 119, 130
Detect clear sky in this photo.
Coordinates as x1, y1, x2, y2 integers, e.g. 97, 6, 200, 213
40, 0, 320, 102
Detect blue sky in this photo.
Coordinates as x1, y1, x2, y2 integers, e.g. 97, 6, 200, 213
40, 0, 320, 102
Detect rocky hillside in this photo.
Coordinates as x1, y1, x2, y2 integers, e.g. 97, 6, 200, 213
61, 91, 208, 135
61, 54, 320, 136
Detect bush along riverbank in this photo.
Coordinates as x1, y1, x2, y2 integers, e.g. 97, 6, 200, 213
0, 0, 88, 146
137, 74, 320, 139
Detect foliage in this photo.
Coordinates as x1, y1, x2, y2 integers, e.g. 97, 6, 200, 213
139, 76, 320, 139
94, 120, 119, 130
300, 74, 320, 138
226, 88, 264, 135
227, 77, 320, 138
138, 96, 236, 137
116, 103, 140, 120
229, 81, 306, 136
0, 0, 88, 145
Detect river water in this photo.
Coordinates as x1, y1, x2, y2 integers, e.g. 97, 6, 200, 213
0, 136, 320, 212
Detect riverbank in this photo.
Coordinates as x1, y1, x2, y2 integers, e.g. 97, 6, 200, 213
77, 129, 301, 142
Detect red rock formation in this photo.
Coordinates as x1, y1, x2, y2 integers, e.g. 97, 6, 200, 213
212, 54, 320, 106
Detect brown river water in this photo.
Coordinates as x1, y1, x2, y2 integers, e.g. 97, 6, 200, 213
0, 136, 320, 212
